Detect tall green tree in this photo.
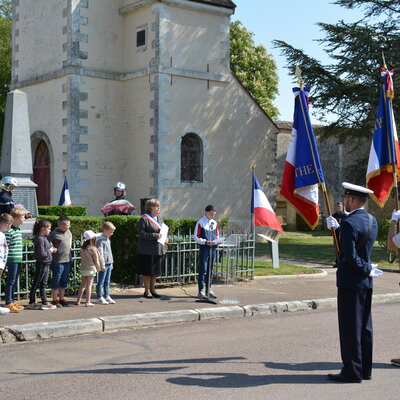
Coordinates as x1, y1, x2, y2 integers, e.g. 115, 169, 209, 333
230, 20, 279, 118
273, 0, 400, 140
0, 0, 12, 145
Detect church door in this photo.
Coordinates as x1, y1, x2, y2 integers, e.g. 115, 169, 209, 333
33, 140, 51, 205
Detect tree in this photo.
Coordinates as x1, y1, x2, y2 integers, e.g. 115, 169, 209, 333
230, 20, 279, 118
273, 0, 400, 140
0, 0, 12, 146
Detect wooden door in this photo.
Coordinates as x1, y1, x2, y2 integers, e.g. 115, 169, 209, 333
33, 140, 50, 205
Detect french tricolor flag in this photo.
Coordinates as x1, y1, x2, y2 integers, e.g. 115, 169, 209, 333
279, 87, 324, 230
366, 67, 400, 207
252, 174, 284, 233
58, 176, 72, 206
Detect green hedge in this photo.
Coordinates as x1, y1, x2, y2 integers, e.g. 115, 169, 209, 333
37, 215, 215, 284
38, 206, 87, 216
377, 218, 390, 248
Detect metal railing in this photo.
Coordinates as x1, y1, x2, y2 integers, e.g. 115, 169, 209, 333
161, 232, 255, 284
0, 233, 255, 300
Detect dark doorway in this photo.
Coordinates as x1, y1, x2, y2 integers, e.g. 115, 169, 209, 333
33, 140, 50, 205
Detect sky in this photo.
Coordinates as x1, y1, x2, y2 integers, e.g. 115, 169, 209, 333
232, 0, 366, 123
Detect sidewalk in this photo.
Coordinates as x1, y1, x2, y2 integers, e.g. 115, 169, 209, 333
1, 263, 399, 343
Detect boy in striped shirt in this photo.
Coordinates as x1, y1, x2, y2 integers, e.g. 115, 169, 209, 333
4, 208, 25, 312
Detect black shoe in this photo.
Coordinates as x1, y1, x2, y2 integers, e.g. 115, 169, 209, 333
150, 292, 162, 298
363, 375, 372, 380
143, 293, 153, 299
327, 373, 361, 383
58, 299, 69, 307
51, 300, 63, 308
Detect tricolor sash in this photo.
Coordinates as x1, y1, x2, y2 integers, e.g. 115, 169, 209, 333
143, 214, 162, 231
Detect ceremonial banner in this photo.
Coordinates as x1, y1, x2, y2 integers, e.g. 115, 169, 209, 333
280, 87, 324, 230
366, 68, 400, 207
58, 176, 72, 206
251, 173, 284, 233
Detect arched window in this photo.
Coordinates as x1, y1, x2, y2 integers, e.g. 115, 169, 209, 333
181, 133, 203, 182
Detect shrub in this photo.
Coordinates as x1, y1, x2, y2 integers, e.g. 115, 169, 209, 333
38, 206, 87, 216
377, 218, 391, 248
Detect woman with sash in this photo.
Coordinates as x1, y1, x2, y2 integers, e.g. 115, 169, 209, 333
137, 199, 167, 298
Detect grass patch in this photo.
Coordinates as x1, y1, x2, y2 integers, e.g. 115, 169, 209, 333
254, 259, 320, 276
256, 232, 397, 270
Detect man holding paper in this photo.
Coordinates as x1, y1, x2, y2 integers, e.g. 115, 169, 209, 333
194, 205, 222, 300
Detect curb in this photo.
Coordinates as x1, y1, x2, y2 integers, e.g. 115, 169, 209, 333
254, 270, 328, 279
1, 293, 399, 344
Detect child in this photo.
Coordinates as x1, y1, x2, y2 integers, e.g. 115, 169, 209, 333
96, 221, 116, 304
4, 208, 26, 312
194, 205, 220, 299
27, 219, 57, 310
75, 230, 104, 307
48, 216, 72, 307
0, 214, 12, 315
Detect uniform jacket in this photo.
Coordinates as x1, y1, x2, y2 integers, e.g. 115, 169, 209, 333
0, 191, 14, 215
337, 208, 378, 289
137, 215, 166, 256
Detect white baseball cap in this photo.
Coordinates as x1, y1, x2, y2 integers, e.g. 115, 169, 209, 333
83, 230, 96, 240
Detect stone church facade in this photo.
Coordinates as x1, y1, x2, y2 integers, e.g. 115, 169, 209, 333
10, 0, 279, 224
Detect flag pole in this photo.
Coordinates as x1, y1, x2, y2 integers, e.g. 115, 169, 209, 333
382, 56, 400, 266
251, 165, 255, 237
382, 56, 399, 212
251, 165, 256, 277
295, 67, 340, 256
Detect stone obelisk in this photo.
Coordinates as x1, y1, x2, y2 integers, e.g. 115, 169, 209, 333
0, 89, 38, 229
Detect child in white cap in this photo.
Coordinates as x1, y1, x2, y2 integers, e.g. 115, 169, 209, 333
75, 230, 104, 307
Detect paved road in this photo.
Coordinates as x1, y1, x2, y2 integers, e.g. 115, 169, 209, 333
0, 303, 399, 400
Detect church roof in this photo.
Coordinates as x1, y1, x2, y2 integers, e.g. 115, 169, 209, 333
188, 0, 236, 9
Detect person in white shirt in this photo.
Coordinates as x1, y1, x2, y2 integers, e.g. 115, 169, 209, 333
194, 205, 219, 299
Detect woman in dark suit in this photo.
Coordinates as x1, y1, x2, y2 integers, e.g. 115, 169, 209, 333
137, 199, 167, 298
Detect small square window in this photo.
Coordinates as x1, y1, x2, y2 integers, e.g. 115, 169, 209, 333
136, 29, 146, 48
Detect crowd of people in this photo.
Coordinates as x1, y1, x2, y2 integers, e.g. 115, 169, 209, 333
0, 177, 221, 313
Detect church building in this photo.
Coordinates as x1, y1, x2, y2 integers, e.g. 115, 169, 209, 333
10, 0, 279, 224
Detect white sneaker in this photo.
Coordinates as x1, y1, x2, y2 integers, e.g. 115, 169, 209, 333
40, 303, 56, 310
97, 297, 109, 305
0, 306, 10, 314
209, 290, 217, 299
198, 290, 207, 299
105, 296, 115, 304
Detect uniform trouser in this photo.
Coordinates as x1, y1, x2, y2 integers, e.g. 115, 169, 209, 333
198, 246, 216, 292
29, 262, 50, 304
337, 288, 373, 380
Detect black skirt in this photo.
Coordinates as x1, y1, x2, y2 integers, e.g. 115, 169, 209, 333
137, 254, 164, 277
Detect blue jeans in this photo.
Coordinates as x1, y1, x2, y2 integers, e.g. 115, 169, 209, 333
96, 264, 112, 298
50, 262, 71, 289
198, 246, 216, 292
5, 262, 21, 305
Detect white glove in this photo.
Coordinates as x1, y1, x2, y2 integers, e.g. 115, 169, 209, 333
369, 264, 383, 278
326, 216, 339, 230
392, 210, 400, 222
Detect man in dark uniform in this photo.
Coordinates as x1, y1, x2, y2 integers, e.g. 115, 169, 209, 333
326, 182, 382, 383
0, 176, 17, 214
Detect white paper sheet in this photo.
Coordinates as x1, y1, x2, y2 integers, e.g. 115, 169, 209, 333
157, 223, 169, 245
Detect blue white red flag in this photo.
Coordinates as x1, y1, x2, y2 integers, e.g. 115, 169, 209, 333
280, 87, 324, 230
366, 67, 400, 207
251, 174, 284, 233
58, 177, 72, 206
